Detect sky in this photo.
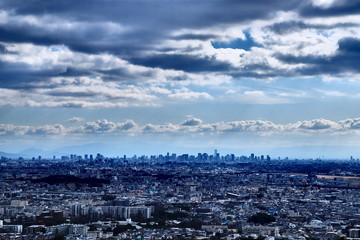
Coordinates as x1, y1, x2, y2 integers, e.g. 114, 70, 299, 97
1, 0, 360, 158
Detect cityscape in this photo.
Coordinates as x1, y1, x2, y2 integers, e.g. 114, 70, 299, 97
2, 151, 360, 239
2, 0, 360, 239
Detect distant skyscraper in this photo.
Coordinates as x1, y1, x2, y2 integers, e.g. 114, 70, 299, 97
214, 149, 220, 161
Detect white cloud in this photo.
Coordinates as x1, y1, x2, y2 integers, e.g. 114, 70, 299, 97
226, 89, 236, 94
317, 89, 346, 97
292, 118, 339, 130
181, 118, 203, 126
311, 0, 337, 8
0, 124, 65, 136
73, 119, 138, 134
244, 90, 265, 97
168, 88, 214, 100
4, 118, 360, 138
66, 117, 85, 123
224, 90, 292, 104
339, 118, 360, 129
143, 123, 179, 133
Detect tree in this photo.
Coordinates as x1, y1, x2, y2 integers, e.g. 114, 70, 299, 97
113, 224, 136, 236
248, 213, 275, 224
88, 224, 97, 231
51, 234, 65, 240
102, 195, 116, 201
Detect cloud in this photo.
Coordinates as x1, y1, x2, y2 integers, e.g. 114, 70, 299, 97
0, 124, 65, 136
66, 117, 85, 123
0, 1, 300, 30
275, 37, 360, 76
0, 0, 301, 72
339, 118, 360, 129
143, 123, 179, 134
0, 0, 360, 111
267, 20, 358, 35
209, 120, 282, 133
172, 33, 219, 41
4, 117, 360, 138
181, 118, 203, 126
141, 118, 360, 135
300, 0, 360, 17
25, 100, 131, 108
243, 90, 265, 97
74, 119, 138, 134
27, 124, 65, 135
0, 44, 7, 53
129, 54, 232, 73
168, 89, 214, 100
295, 119, 339, 130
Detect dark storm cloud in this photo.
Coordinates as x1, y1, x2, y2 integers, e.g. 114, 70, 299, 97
2, 0, 299, 28
276, 54, 324, 65
300, 0, 360, 17
0, 55, 152, 91
46, 91, 98, 98
172, 34, 219, 41
56, 68, 93, 78
0, 44, 7, 53
0, 59, 100, 90
0, 0, 300, 55
0, 61, 62, 89
0, 18, 153, 56
97, 68, 155, 82
229, 64, 281, 79
275, 38, 360, 76
1, 0, 359, 85
231, 71, 279, 79
129, 54, 232, 73
202, 0, 299, 26
338, 37, 360, 53
0, 26, 58, 46
156, 45, 204, 54
268, 21, 359, 35
0, 0, 304, 85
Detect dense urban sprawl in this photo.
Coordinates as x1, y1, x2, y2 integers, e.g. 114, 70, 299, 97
1, 152, 360, 240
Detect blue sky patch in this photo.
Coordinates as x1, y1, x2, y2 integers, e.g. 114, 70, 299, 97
211, 31, 261, 51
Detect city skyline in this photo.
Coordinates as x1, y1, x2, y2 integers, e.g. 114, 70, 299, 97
1, 0, 360, 158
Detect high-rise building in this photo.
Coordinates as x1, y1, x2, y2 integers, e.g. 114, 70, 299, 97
214, 149, 220, 161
